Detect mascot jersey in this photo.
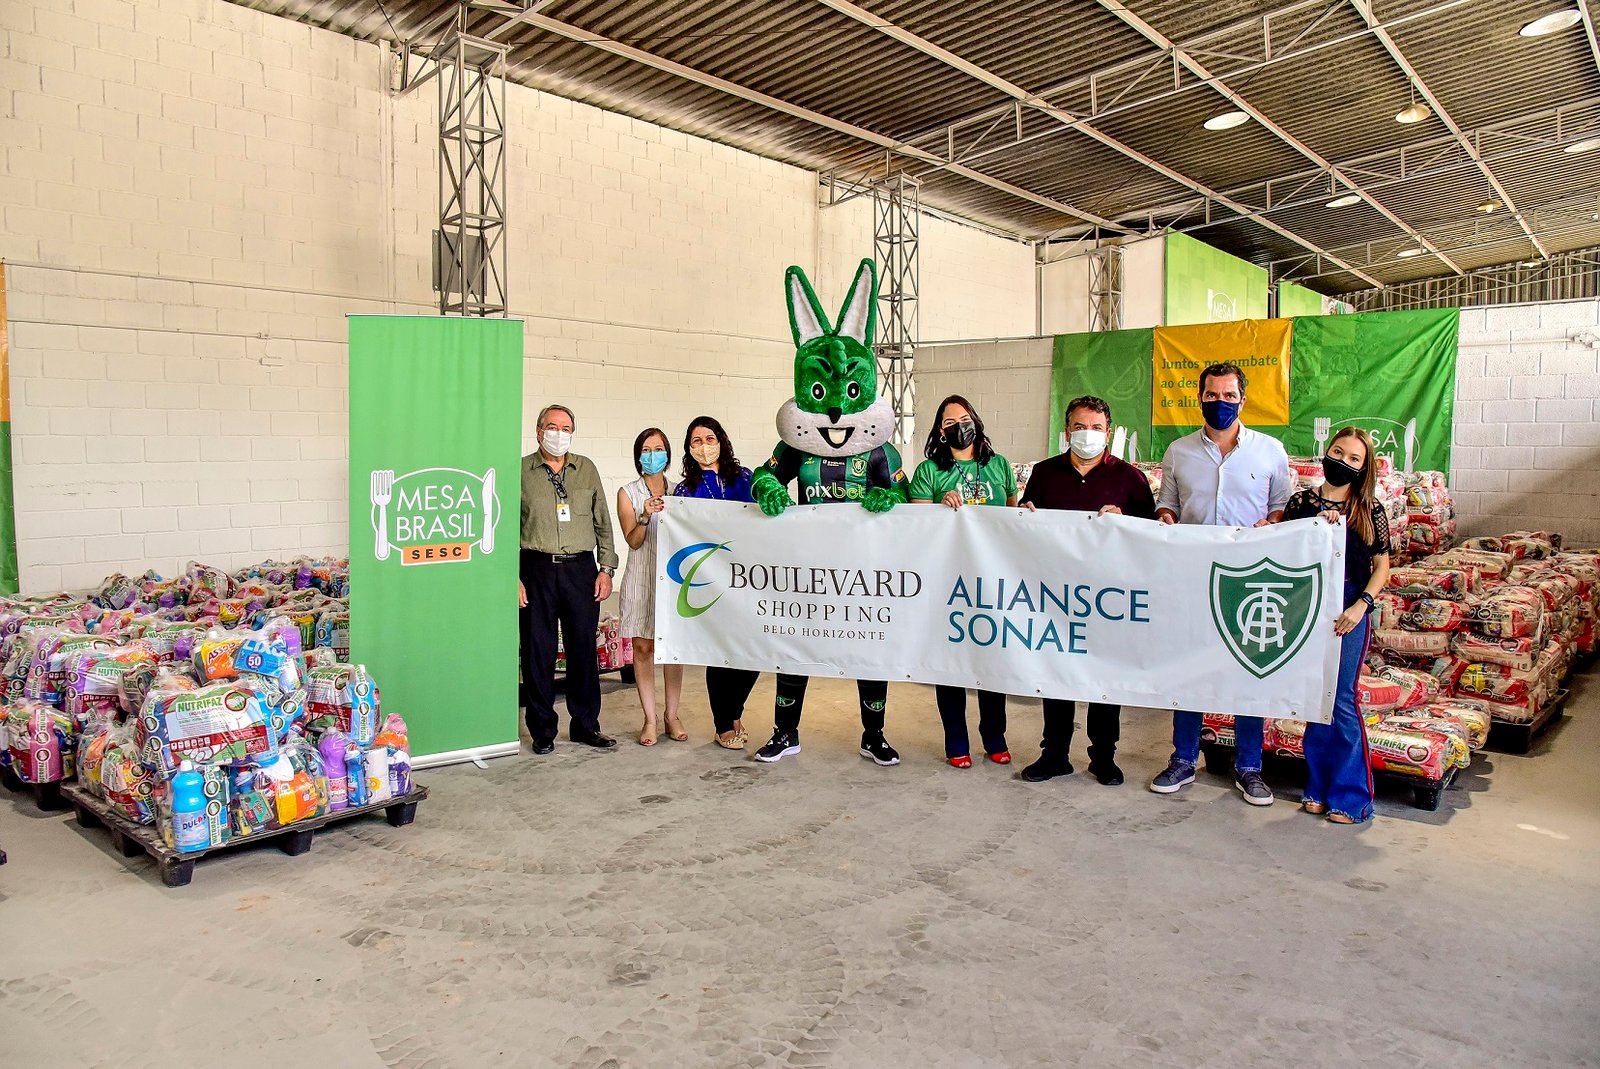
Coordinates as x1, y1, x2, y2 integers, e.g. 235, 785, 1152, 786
761, 441, 905, 506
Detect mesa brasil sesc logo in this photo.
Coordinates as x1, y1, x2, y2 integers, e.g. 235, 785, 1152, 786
1209, 558, 1321, 679
667, 541, 732, 618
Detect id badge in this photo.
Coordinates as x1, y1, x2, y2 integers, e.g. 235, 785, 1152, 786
557, 503, 572, 523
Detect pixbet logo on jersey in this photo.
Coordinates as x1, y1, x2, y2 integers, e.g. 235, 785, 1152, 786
369, 467, 501, 566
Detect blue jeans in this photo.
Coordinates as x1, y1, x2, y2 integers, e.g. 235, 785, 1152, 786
1172, 711, 1263, 772
1303, 613, 1375, 821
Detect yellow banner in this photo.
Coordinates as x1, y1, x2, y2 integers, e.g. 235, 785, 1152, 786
1152, 319, 1291, 427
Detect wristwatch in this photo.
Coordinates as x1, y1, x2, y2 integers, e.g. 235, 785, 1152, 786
1358, 592, 1375, 610
600, 565, 616, 577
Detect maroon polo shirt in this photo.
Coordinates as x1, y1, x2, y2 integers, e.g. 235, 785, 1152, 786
1020, 451, 1158, 518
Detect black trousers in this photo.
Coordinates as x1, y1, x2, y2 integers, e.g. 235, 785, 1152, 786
774, 673, 886, 735
706, 666, 760, 734
1040, 699, 1120, 766
521, 549, 602, 741
935, 685, 1008, 758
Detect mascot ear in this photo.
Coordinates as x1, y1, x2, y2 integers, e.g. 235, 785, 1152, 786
786, 267, 830, 349
835, 258, 877, 349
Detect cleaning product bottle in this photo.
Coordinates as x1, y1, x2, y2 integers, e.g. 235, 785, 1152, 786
388, 748, 411, 798
318, 730, 349, 810
171, 760, 210, 853
344, 738, 367, 808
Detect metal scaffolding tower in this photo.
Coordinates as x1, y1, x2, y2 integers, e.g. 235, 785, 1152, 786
871, 174, 920, 446
1089, 244, 1123, 331
434, 32, 509, 317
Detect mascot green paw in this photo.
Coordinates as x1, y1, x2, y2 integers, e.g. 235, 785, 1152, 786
862, 486, 900, 513
752, 471, 794, 516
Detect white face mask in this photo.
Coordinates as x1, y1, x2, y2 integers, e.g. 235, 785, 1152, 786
690, 442, 721, 467
1069, 429, 1108, 460
541, 428, 572, 457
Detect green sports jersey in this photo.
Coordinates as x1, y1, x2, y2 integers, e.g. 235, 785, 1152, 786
908, 455, 1017, 506
763, 441, 907, 505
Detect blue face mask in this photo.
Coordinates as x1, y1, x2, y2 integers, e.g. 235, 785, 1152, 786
640, 450, 669, 476
1200, 399, 1241, 431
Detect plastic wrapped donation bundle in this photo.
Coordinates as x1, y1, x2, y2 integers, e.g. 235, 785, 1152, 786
4, 698, 74, 785
136, 678, 279, 778
305, 663, 379, 746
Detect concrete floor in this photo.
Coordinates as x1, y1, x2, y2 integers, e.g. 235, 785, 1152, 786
3, 670, 1597, 1069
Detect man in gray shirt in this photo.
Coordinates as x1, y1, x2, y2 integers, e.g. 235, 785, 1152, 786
519, 404, 619, 753
1150, 363, 1292, 805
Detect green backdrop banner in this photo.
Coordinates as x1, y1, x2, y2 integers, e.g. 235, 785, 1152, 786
0, 264, 17, 595
1277, 281, 1325, 319
1165, 232, 1269, 326
1284, 309, 1459, 474
349, 316, 524, 765
1050, 329, 1154, 463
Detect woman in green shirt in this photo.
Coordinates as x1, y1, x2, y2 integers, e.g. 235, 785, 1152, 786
908, 395, 1019, 769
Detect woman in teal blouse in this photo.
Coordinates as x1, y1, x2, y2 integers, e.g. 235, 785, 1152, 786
908, 395, 1019, 768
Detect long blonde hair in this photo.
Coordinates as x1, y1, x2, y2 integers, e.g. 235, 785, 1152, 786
1328, 426, 1378, 547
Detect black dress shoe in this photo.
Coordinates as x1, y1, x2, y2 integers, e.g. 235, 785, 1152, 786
1020, 757, 1073, 782
1089, 760, 1124, 786
571, 730, 618, 750
531, 738, 555, 755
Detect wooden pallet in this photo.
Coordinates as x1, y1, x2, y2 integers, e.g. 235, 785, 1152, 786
0, 764, 65, 811
1199, 743, 1459, 812
1485, 690, 1569, 756
62, 782, 428, 887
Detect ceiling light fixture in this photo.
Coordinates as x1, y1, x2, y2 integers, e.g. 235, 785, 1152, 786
1326, 193, 1362, 208
1478, 199, 1504, 213
1565, 136, 1600, 154
1203, 110, 1251, 131
1397, 248, 1424, 258
1521, 260, 1544, 268
1520, 10, 1584, 36
1395, 83, 1431, 125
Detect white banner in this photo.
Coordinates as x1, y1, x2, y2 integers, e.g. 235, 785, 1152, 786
655, 499, 1345, 722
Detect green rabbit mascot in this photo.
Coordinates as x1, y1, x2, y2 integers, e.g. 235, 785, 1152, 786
750, 258, 908, 767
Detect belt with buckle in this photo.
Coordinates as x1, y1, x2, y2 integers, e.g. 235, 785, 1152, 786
527, 550, 589, 563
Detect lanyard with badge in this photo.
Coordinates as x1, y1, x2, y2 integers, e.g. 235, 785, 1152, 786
543, 464, 572, 522
956, 461, 984, 505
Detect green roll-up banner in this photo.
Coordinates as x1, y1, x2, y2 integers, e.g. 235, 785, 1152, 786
1284, 308, 1459, 473
1277, 281, 1325, 319
1050, 328, 1154, 463
1165, 232, 1269, 326
349, 316, 524, 766
0, 264, 18, 595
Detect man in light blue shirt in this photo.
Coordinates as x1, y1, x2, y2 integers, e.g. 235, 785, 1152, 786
1150, 362, 1293, 806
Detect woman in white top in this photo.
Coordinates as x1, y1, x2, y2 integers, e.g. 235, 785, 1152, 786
617, 427, 685, 746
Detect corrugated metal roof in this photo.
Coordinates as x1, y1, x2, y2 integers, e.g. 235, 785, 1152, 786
226, 0, 1600, 291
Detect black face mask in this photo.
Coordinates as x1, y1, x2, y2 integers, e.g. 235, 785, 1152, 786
944, 421, 977, 449
1321, 455, 1362, 488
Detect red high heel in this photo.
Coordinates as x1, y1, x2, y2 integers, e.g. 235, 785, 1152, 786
987, 751, 1012, 765
948, 755, 973, 769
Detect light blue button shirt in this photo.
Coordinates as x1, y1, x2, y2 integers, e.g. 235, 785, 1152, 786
1156, 425, 1293, 526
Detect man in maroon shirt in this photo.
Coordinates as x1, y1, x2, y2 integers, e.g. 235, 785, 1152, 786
1018, 395, 1157, 786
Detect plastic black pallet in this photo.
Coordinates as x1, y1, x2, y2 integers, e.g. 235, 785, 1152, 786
0, 764, 64, 811
1485, 689, 1569, 756
62, 781, 427, 887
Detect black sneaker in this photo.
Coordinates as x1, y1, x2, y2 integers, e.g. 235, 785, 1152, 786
1234, 770, 1275, 806
1020, 756, 1073, 782
1088, 760, 1124, 786
859, 734, 900, 766
531, 737, 555, 755
1149, 758, 1196, 794
754, 730, 801, 763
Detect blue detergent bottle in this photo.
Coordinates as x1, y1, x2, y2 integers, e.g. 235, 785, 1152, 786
171, 760, 210, 853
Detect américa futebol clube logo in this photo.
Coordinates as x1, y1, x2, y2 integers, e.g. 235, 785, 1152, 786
1209, 558, 1322, 678
667, 541, 732, 617
369, 466, 501, 566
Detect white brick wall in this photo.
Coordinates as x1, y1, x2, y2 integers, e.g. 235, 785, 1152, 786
1, 0, 1036, 592
1451, 299, 1600, 544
